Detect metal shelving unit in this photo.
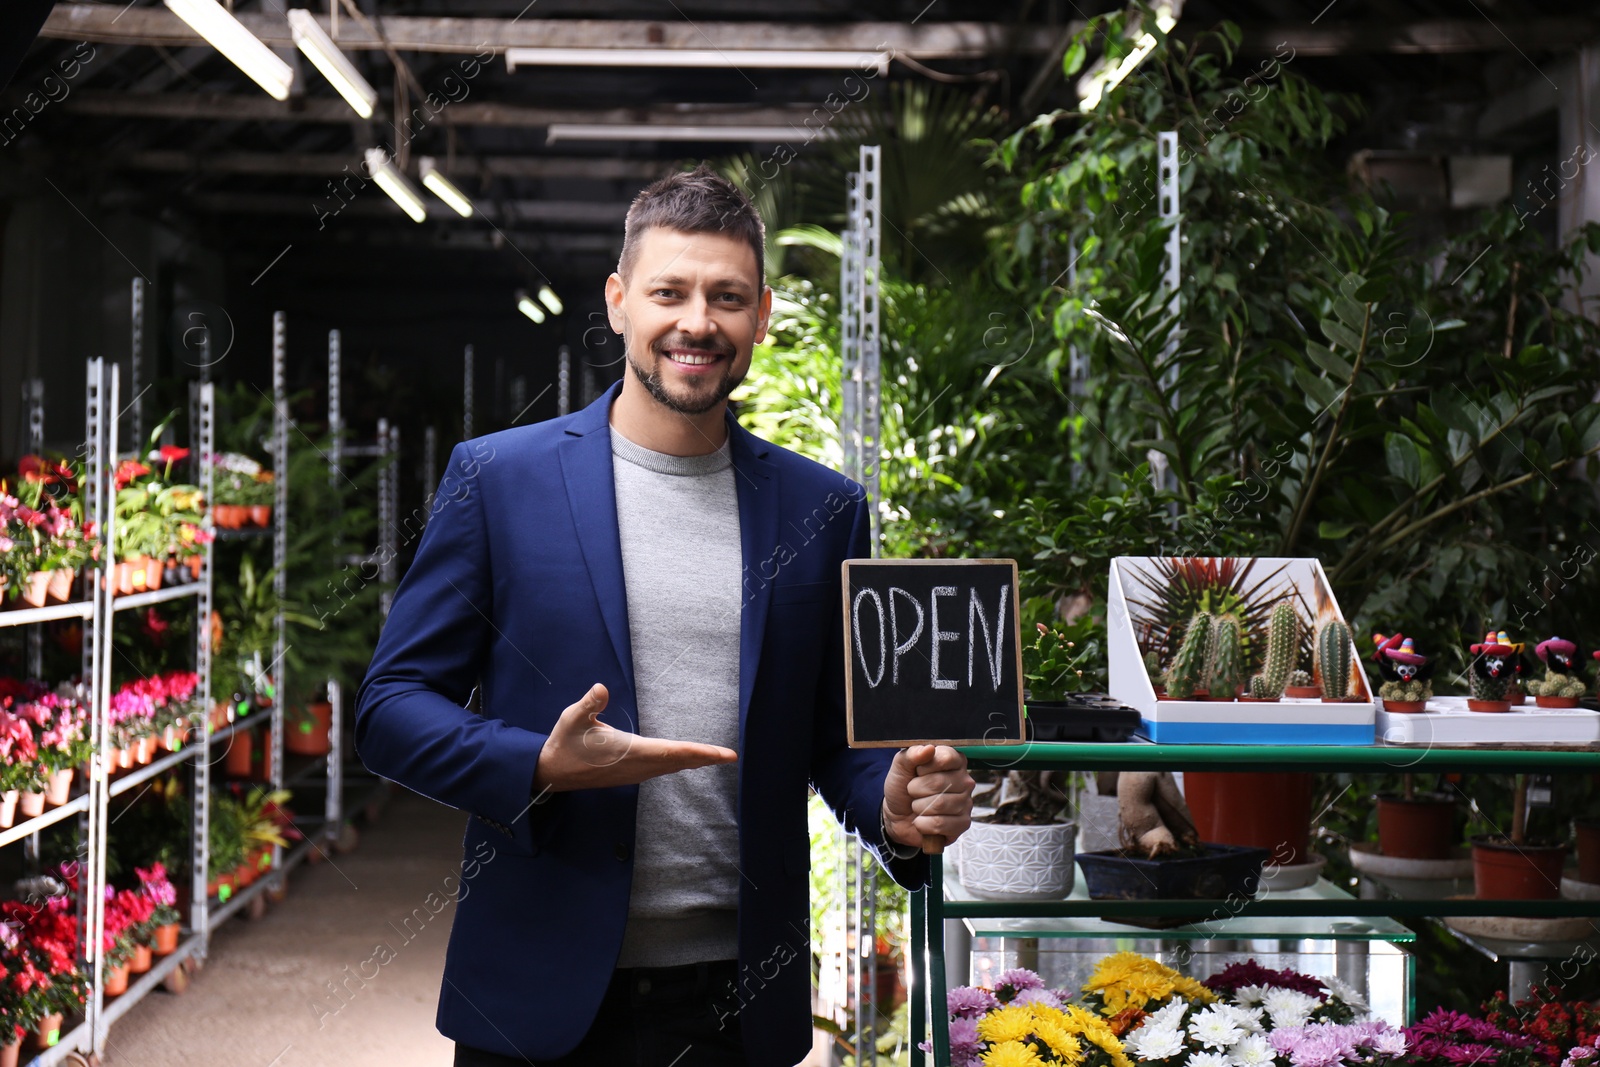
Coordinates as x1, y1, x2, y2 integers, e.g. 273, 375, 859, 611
910, 741, 1600, 1067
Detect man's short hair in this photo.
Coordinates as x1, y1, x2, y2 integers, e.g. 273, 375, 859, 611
617, 164, 766, 285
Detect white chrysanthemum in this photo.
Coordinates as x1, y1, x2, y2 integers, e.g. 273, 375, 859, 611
1232, 984, 1270, 1007
1260, 988, 1319, 1029
1372, 1030, 1408, 1056
1217, 1003, 1265, 1033
1322, 975, 1370, 1013
1188, 1007, 1245, 1050
1149, 997, 1192, 1028
1126, 1023, 1187, 1061
1228, 1033, 1276, 1067
1186, 1052, 1231, 1067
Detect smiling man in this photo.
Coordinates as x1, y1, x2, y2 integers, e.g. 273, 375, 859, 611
355, 165, 974, 1067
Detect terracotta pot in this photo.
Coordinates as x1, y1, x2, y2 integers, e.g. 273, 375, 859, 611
154, 922, 180, 955
45, 567, 74, 603
218, 504, 247, 528
186, 554, 203, 581
0, 791, 15, 828
224, 731, 253, 777
0, 1037, 17, 1067
286, 701, 334, 756
235, 861, 256, 887
1467, 699, 1513, 713
34, 1013, 62, 1048
103, 963, 129, 996
1508, 684, 1527, 704
18, 571, 51, 608
1186, 772, 1315, 862
1377, 793, 1456, 859
1285, 685, 1322, 698
129, 942, 153, 974
116, 745, 133, 769
1381, 699, 1428, 714
128, 554, 153, 592
1576, 817, 1600, 885
44, 768, 72, 807
137, 736, 156, 764
1535, 695, 1581, 708
1472, 835, 1568, 899
249, 504, 272, 527
207, 872, 235, 900
18, 791, 45, 819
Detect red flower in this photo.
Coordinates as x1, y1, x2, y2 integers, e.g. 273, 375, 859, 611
158, 445, 190, 465
114, 460, 150, 489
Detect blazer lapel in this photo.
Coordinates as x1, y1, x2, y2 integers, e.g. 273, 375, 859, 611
728, 415, 780, 738
557, 384, 637, 714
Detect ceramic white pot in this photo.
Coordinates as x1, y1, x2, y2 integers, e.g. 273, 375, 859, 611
957, 818, 1077, 901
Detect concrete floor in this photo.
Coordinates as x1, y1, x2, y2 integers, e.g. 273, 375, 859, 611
106, 788, 466, 1067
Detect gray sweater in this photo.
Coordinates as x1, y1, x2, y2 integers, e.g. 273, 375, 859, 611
610, 426, 743, 967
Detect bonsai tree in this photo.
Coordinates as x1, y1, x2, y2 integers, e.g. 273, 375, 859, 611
1372, 633, 1434, 705
1527, 637, 1586, 705
1117, 771, 1199, 858
1248, 600, 1299, 699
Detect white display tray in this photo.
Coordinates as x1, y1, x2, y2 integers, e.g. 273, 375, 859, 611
1376, 696, 1600, 745
1109, 557, 1375, 745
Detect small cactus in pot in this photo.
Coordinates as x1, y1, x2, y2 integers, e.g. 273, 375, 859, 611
1315, 618, 1360, 701
1207, 613, 1246, 699
1246, 600, 1299, 700
1528, 637, 1587, 707
1372, 633, 1433, 712
1285, 668, 1319, 698
1466, 632, 1517, 711
1164, 611, 1212, 699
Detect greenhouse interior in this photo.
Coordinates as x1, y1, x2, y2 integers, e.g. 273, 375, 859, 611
1, 0, 1599, 1065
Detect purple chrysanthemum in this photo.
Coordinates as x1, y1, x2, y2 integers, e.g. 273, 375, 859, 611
993, 968, 1046, 999
947, 985, 999, 1019
1207, 960, 1327, 998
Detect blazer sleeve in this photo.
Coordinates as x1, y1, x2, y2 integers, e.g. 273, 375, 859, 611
807, 490, 930, 891
354, 441, 554, 853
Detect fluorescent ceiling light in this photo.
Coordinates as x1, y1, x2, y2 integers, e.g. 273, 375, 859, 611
536, 285, 563, 316
288, 9, 378, 119
1078, 4, 1178, 111
164, 0, 294, 101
419, 157, 474, 217
364, 148, 427, 223
546, 123, 826, 144
505, 48, 890, 76
516, 291, 547, 324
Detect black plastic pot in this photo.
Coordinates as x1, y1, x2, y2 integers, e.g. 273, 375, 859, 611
1076, 843, 1272, 927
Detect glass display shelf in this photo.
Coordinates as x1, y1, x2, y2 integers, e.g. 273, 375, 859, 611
958, 740, 1600, 772
951, 870, 1414, 943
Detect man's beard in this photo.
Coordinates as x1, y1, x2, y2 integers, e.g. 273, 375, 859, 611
624, 331, 746, 416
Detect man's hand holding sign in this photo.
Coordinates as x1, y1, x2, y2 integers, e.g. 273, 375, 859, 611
845, 559, 1024, 854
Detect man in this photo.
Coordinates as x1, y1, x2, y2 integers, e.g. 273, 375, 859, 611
355, 166, 975, 1067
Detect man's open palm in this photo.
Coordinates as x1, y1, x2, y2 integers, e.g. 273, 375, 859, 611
533, 683, 738, 793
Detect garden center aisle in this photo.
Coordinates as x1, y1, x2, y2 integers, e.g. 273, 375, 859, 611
106, 789, 463, 1067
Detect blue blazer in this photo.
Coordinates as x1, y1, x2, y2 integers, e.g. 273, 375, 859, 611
355, 381, 929, 1064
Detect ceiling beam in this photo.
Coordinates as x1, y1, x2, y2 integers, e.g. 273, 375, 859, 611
116, 150, 669, 180
1233, 18, 1597, 55
40, 6, 1060, 56
60, 91, 834, 128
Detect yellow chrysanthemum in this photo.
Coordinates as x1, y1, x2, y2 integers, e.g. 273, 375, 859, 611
982, 1040, 1047, 1067
1084, 953, 1143, 991
1172, 976, 1218, 1004
978, 1006, 1038, 1045
1029, 1017, 1084, 1065
1059, 1006, 1136, 1067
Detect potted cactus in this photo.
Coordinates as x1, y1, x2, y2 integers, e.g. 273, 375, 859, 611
1527, 637, 1586, 708
1467, 632, 1517, 712
1284, 668, 1320, 699
1163, 611, 1213, 699
1371, 633, 1433, 713
1143, 649, 1164, 697
1207, 613, 1246, 700
1315, 618, 1361, 701
1244, 600, 1299, 701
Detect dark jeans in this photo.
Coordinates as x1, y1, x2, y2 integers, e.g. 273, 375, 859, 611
453, 959, 746, 1067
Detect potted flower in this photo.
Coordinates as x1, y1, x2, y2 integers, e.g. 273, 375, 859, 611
1480, 985, 1600, 1065
1404, 1008, 1538, 1067
1375, 774, 1457, 859
960, 770, 1076, 901
207, 792, 249, 902
1471, 774, 1569, 899
0, 698, 42, 828
24, 689, 91, 806
1468, 632, 1518, 713
210, 452, 265, 529
244, 468, 275, 527
137, 864, 182, 956
1527, 637, 1587, 708
113, 439, 204, 596
1371, 633, 1433, 713
100, 886, 138, 996
928, 967, 1129, 1067
3, 457, 92, 609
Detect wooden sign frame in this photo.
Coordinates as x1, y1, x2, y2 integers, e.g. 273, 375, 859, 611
841, 557, 1026, 748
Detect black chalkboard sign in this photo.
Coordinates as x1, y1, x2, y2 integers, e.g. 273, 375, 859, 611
842, 559, 1024, 748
